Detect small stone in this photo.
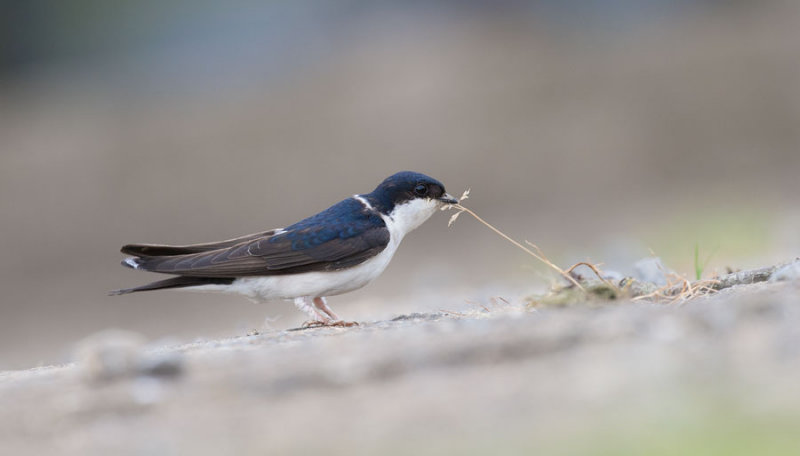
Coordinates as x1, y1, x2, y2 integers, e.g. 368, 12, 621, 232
770, 260, 800, 282
72, 330, 184, 382
72, 329, 147, 382
137, 352, 184, 378
634, 257, 673, 286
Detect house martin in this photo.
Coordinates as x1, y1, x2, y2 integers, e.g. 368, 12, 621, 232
112, 171, 458, 327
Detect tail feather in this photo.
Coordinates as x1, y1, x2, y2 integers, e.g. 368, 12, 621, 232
121, 257, 142, 269
115, 230, 281, 295
109, 276, 234, 296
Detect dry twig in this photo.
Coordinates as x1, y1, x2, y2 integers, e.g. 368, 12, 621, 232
443, 192, 586, 292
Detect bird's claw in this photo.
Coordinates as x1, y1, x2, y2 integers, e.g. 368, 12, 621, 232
329, 320, 359, 327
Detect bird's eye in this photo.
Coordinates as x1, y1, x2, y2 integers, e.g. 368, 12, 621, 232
414, 184, 428, 196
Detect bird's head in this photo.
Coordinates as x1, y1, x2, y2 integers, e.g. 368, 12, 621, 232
363, 171, 457, 237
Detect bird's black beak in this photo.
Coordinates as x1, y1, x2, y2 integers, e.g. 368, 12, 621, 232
438, 193, 459, 205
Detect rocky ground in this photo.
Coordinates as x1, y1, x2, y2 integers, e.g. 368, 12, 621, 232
1, 274, 799, 455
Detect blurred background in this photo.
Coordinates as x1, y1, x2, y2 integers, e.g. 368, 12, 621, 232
2, 0, 800, 369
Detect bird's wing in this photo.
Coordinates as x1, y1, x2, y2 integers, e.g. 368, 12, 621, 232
121, 230, 280, 256
126, 199, 390, 277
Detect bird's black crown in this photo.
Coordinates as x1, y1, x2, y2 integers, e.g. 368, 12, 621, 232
363, 171, 452, 213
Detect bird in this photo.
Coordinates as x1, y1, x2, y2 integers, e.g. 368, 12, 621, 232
111, 171, 458, 327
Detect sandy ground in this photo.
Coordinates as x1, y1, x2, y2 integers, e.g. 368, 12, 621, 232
1, 280, 799, 455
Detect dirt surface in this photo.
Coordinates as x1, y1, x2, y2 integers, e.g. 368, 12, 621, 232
1, 280, 799, 455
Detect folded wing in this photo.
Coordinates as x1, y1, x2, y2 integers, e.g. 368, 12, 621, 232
121, 230, 280, 256
122, 198, 390, 277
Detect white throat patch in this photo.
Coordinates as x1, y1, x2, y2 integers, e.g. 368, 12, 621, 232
382, 198, 441, 242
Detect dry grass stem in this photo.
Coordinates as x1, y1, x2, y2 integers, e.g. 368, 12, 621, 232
444, 199, 586, 292
445, 191, 786, 306
565, 261, 617, 289
631, 275, 722, 303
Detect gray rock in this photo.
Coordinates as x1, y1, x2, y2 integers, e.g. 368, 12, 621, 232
72, 329, 184, 382
770, 260, 800, 282
633, 257, 673, 286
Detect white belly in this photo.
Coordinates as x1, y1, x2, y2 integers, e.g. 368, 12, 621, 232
195, 238, 400, 301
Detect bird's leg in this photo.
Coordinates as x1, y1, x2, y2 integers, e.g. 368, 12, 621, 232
312, 297, 359, 327
312, 296, 340, 320
293, 297, 330, 327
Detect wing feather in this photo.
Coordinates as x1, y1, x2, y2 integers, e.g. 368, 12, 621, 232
127, 199, 390, 277
121, 230, 280, 256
